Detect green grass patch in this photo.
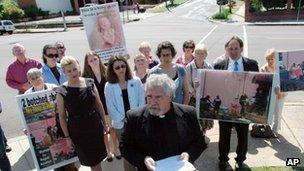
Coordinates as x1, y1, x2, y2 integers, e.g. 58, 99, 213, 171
251, 166, 304, 171
147, 0, 187, 13
212, 8, 230, 19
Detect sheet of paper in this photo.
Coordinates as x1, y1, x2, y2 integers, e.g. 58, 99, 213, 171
155, 155, 196, 171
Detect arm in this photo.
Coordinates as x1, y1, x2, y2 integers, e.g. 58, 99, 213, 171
183, 74, 190, 105
185, 65, 194, 96
185, 108, 206, 163
93, 84, 108, 128
56, 94, 69, 137
137, 79, 145, 106
120, 111, 147, 170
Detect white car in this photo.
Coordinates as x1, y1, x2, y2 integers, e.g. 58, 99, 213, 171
0, 20, 16, 35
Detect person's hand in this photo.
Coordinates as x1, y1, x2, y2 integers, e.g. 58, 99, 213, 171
144, 156, 156, 171
22, 82, 31, 91
53, 87, 67, 96
179, 152, 189, 161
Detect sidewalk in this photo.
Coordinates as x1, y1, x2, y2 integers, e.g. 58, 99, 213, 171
14, 10, 159, 34
6, 103, 304, 170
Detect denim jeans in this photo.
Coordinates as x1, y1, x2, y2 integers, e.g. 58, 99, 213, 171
0, 125, 11, 171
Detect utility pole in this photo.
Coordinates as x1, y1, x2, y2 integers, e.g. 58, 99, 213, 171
297, 0, 302, 24
61, 10, 67, 31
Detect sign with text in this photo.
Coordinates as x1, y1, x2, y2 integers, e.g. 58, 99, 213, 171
80, 2, 128, 63
196, 70, 275, 124
16, 90, 78, 171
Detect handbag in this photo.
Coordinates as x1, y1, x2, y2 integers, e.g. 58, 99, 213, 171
250, 124, 274, 138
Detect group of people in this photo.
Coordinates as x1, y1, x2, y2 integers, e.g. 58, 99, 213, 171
1, 35, 285, 171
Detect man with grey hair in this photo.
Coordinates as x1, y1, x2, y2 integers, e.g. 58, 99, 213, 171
120, 74, 206, 171
6, 43, 42, 94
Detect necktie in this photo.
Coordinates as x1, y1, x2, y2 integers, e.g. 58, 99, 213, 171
234, 61, 239, 71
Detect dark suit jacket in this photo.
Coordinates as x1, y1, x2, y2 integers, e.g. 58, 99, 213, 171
120, 103, 206, 171
214, 57, 259, 72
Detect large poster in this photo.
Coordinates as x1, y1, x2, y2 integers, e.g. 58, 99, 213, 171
80, 2, 128, 62
276, 50, 304, 92
196, 70, 275, 124
16, 90, 78, 171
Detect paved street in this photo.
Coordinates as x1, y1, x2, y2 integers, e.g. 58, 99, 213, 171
0, 0, 304, 170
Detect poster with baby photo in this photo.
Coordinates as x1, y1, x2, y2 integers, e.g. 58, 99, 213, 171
276, 50, 304, 92
195, 70, 276, 124
16, 90, 78, 171
80, 2, 128, 63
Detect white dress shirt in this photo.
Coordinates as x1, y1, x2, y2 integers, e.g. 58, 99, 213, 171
227, 57, 244, 72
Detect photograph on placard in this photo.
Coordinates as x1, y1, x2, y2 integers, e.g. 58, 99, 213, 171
196, 70, 275, 124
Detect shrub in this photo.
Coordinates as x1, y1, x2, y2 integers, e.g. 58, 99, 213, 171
249, 0, 262, 12
0, 0, 24, 20
24, 5, 49, 20
275, 0, 287, 8
261, 0, 273, 11
212, 8, 230, 19
292, 0, 304, 9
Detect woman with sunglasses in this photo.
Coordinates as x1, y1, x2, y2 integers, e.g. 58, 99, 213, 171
104, 56, 145, 170
133, 53, 149, 84
82, 52, 118, 162
175, 40, 195, 67
41, 44, 67, 86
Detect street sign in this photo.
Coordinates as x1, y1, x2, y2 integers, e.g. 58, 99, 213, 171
217, 0, 228, 5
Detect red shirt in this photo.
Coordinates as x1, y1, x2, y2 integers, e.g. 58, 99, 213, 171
6, 58, 42, 92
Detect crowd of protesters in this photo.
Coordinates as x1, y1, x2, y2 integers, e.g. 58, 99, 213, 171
0, 36, 285, 171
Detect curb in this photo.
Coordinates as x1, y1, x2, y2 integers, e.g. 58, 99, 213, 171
245, 22, 304, 26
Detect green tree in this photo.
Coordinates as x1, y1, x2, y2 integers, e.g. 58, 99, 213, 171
0, 0, 24, 20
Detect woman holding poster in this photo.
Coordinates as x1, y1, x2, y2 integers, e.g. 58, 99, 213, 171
57, 56, 107, 171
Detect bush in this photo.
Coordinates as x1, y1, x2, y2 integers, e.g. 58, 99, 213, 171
212, 8, 230, 19
249, 0, 262, 12
261, 0, 273, 10
292, 0, 304, 9
0, 0, 24, 20
24, 5, 49, 20
275, 0, 287, 8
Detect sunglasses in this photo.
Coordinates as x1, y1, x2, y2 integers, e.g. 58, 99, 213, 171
46, 53, 59, 58
114, 64, 126, 70
57, 46, 65, 49
185, 45, 194, 49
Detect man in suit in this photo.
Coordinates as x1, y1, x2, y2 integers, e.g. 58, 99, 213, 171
120, 74, 206, 171
214, 36, 259, 170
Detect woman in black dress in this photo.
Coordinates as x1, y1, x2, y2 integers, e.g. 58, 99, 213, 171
57, 56, 107, 171
82, 52, 120, 162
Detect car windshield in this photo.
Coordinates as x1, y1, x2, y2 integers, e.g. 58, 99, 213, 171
3, 21, 13, 25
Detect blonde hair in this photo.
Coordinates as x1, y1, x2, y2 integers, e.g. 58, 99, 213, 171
264, 48, 275, 60
194, 44, 208, 55
134, 53, 146, 61
60, 56, 80, 71
138, 41, 151, 51
27, 68, 42, 79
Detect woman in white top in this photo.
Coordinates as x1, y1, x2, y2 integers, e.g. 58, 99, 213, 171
133, 53, 149, 84
104, 56, 145, 136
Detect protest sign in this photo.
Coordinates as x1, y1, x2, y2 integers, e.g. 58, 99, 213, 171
276, 50, 304, 92
16, 90, 77, 171
80, 2, 128, 62
196, 70, 275, 124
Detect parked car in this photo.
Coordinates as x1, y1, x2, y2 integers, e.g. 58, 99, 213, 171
0, 20, 16, 35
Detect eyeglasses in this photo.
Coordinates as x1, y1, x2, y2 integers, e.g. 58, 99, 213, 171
46, 53, 59, 58
185, 45, 194, 49
229, 47, 240, 51
57, 46, 65, 49
114, 64, 126, 70
29, 76, 41, 81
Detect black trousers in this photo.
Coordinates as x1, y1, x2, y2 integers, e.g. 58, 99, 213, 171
218, 121, 249, 163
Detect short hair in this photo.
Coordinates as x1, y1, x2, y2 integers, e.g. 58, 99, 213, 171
12, 43, 25, 55
227, 36, 243, 48
182, 40, 195, 52
42, 44, 57, 64
27, 68, 42, 80
60, 56, 79, 71
156, 41, 177, 58
194, 44, 208, 55
82, 51, 107, 78
134, 53, 147, 71
138, 41, 151, 51
264, 48, 275, 60
106, 55, 133, 83
55, 41, 65, 48
145, 74, 176, 98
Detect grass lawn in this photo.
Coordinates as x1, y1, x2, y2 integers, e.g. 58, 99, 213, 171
251, 166, 304, 171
